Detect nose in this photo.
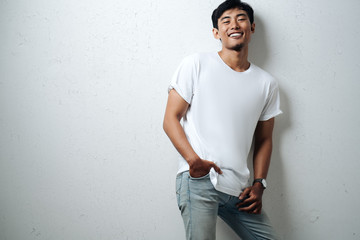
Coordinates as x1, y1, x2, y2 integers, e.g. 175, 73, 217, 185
230, 20, 240, 30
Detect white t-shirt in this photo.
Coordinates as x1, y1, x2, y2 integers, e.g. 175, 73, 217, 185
168, 52, 282, 196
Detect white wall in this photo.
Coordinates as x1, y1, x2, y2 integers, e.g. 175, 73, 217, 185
1, 0, 359, 239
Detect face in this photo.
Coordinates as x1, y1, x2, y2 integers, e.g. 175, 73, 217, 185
212, 8, 255, 51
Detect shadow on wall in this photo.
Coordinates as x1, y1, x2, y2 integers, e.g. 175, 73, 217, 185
248, 15, 270, 68
216, 15, 293, 239
270, 83, 292, 238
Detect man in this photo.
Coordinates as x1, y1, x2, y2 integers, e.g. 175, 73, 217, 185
163, 0, 282, 239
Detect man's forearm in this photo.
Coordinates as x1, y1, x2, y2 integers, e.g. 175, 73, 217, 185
163, 116, 199, 164
253, 137, 272, 179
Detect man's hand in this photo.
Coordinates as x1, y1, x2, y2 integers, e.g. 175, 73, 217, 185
237, 183, 264, 214
189, 158, 222, 178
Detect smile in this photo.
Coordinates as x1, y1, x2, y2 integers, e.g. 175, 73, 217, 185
228, 32, 244, 38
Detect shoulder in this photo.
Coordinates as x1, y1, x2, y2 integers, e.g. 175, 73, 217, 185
176, 53, 198, 68
250, 64, 274, 81
250, 64, 279, 87
176, 52, 215, 73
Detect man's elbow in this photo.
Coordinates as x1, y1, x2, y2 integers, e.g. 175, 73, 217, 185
255, 136, 273, 148
163, 115, 173, 135
163, 118, 169, 134
163, 114, 181, 136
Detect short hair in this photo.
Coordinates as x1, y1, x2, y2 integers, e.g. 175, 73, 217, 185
211, 0, 254, 29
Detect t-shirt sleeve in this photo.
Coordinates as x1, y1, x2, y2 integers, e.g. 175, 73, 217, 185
259, 80, 283, 121
168, 55, 198, 104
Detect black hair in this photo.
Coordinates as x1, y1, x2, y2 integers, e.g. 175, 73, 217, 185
211, 0, 254, 29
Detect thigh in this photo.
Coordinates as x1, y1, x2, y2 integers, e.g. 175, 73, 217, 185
218, 196, 279, 240
176, 171, 219, 240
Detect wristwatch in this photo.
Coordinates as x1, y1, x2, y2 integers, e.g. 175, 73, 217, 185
253, 178, 267, 189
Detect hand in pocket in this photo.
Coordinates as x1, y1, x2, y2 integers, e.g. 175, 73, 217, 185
189, 158, 222, 178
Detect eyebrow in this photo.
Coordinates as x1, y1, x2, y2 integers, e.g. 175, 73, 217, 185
220, 13, 247, 21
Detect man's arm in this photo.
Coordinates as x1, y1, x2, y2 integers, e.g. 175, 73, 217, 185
163, 89, 222, 178
237, 118, 275, 214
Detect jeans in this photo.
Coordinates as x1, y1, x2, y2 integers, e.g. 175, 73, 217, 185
176, 171, 279, 240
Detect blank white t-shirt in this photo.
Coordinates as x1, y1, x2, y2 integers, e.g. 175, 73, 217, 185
169, 52, 282, 196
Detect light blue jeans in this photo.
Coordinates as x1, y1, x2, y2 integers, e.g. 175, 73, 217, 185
176, 171, 279, 240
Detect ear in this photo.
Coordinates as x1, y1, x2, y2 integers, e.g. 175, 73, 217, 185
251, 23, 255, 33
212, 28, 221, 40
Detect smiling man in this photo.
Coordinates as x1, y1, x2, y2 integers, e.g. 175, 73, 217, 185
163, 0, 282, 239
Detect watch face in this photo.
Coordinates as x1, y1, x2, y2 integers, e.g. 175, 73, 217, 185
261, 179, 267, 188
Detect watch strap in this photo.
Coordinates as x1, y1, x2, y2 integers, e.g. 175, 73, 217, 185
253, 178, 266, 189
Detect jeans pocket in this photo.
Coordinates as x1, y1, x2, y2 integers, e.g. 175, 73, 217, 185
189, 172, 210, 180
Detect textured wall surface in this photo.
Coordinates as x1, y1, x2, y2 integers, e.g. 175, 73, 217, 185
1, 0, 360, 239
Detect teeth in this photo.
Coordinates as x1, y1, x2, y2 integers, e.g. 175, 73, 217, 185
230, 33, 242, 37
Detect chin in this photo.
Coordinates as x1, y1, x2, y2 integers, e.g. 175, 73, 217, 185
230, 43, 244, 52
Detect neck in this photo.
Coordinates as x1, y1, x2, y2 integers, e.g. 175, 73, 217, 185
218, 47, 250, 72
